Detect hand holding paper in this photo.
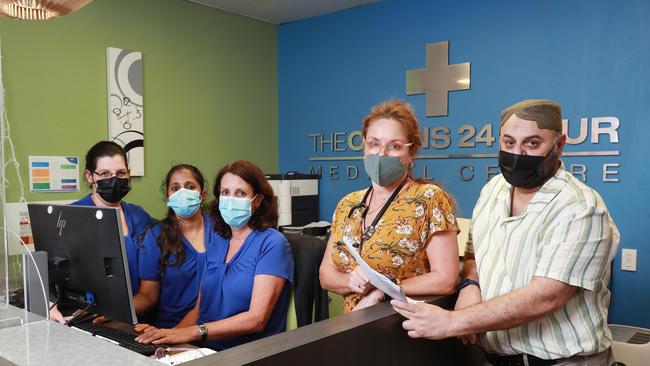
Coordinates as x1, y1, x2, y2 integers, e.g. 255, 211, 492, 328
342, 236, 408, 302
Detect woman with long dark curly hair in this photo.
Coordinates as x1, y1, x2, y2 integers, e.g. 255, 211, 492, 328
134, 164, 210, 328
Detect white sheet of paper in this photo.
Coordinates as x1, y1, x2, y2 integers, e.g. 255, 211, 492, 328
343, 236, 408, 302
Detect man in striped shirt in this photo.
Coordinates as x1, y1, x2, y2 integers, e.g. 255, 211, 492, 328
393, 99, 619, 366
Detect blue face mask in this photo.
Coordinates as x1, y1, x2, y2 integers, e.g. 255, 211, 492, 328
219, 195, 257, 228
167, 188, 202, 218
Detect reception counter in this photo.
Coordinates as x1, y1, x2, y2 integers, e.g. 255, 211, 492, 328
189, 294, 486, 365
0, 295, 485, 365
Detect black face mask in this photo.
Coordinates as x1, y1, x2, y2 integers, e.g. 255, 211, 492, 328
498, 147, 559, 189
95, 176, 131, 203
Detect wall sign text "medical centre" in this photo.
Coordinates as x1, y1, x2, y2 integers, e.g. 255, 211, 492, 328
308, 117, 620, 183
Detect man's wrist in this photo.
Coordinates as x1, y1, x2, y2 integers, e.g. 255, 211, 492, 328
446, 307, 463, 338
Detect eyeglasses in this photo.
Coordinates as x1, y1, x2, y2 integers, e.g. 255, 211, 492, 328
94, 170, 129, 179
363, 138, 412, 156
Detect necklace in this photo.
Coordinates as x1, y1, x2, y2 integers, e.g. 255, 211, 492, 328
185, 226, 202, 242
363, 182, 404, 222
366, 193, 390, 216
357, 178, 409, 246
365, 184, 399, 216
180, 217, 203, 243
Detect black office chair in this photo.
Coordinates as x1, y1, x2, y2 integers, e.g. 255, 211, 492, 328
283, 233, 330, 327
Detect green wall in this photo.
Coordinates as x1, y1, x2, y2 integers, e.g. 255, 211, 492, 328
0, 0, 278, 218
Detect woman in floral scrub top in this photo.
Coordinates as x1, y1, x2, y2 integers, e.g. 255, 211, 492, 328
320, 100, 460, 313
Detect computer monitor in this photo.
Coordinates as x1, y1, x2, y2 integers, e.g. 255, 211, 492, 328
27, 203, 137, 324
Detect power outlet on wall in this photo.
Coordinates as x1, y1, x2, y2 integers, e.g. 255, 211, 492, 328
621, 248, 637, 272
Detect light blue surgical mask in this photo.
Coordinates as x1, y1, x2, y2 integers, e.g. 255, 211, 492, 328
219, 195, 257, 228
167, 188, 202, 218
363, 154, 408, 186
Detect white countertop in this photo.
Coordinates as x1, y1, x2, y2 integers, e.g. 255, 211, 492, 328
0, 305, 158, 366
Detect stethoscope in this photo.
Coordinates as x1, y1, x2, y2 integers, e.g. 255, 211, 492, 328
343, 177, 409, 250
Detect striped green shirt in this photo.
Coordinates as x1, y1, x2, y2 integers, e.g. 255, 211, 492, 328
466, 166, 619, 359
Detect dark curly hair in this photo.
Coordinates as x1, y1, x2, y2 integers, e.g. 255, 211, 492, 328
158, 164, 206, 275
209, 160, 277, 238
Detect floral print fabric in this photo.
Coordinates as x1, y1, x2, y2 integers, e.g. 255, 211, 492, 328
330, 180, 458, 312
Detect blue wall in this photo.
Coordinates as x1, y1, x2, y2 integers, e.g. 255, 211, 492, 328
278, 0, 650, 327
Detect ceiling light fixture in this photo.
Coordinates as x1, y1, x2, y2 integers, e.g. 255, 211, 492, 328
0, 0, 92, 20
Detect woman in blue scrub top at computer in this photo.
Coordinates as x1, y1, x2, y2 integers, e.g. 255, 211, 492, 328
50, 141, 153, 323
134, 164, 209, 328
136, 160, 294, 350
71, 141, 153, 294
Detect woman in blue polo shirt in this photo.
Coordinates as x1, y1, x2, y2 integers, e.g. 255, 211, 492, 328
134, 164, 209, 328
50, 141, 152, 323
136, 160, 294, 350
71, 141, 152, 294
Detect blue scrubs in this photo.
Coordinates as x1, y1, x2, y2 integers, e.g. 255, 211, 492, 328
138, 214, 210, 328
198, 228, 294, 350
71, 194, 153, 294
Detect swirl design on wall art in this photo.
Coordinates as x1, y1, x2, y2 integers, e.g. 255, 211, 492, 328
107, 47, 145, 176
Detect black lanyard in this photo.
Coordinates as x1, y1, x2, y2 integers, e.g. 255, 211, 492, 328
346, 178, 408, 250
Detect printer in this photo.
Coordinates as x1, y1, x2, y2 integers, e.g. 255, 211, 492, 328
266, 173, 319, 228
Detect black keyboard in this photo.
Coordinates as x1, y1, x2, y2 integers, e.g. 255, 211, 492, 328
71, 322, 160, 355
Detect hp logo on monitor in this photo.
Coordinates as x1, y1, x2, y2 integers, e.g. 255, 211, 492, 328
56, 212, 67, 236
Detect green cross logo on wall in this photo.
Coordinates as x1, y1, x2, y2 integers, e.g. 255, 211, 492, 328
406, 41, 470, 117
